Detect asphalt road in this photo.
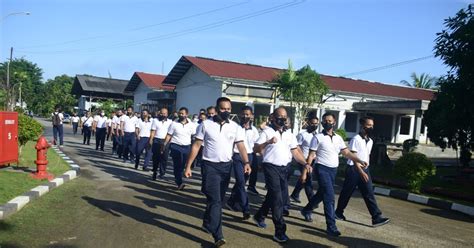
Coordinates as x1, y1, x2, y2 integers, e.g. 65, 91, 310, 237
26, 119, 474, 247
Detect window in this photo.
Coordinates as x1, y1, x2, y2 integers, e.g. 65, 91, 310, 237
400, 116, 411, 135
345, 112, 358, 132
421, 118, 426, 134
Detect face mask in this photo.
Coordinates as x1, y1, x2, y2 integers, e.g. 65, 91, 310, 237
307, 125, 318, 133
100, 113, 105, 116
322, 122, 334, 131
158, 115, 165, 121
178, 116, 186, 122
274, 117, 286, 127
218, 111, 230, 121
240, 116, 250, 125
364, 127, 374, 136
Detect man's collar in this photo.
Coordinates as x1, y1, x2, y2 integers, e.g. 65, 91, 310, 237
213, 115, 229, 124
322, 130, 335, 137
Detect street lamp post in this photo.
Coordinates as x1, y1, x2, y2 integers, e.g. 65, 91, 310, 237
2, 11, 30, 111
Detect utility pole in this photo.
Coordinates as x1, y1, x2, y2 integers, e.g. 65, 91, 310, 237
6, 47, 13, 111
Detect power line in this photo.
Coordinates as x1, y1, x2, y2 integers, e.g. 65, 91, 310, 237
16, 0, 305, 55
17, 1, 250, 49
341, 55, 435, 77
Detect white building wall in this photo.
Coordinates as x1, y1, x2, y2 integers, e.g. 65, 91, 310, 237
133, 83, 153, 112
175, 66, 223, 115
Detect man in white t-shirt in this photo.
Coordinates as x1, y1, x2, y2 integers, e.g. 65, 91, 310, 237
253, 106, 309, 243
300, 113, 367, 237
82, 111, 93, 145
135, 109, 153, 171
120, 107, 139, 163
71, 112, 80, 135
92, 109, 108, 151
335, 116, 390, 227
290, 113, 319, 203
184, 97, 250, 247
51, 106, 64, 146
149, 108, 173, 180
112, 109, 123, 156
163, 107, 196, 190
225, 105, 259, 220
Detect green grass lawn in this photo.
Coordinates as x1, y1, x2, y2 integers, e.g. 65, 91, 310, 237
0, 141, 71, 205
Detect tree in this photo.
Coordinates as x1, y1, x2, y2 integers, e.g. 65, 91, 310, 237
424, 4, 473, 167
271, 60, 329, 131
400, 72, 437, 89
37, 75, 77, 116
0, 58, 43, 111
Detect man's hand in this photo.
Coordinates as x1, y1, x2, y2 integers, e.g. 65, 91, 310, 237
359, 170, 369, 183
300, 172, 308, 183
184, 168, 192, 178
268, 136, 278, 144
304, 163, 313, 174
244, 163, 252, 175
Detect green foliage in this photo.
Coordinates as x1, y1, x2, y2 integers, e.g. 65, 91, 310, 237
36, 75, 77, 116
400, 72, 437, 89
17, 113, 43, 150
271, 60, 329, 131
335, 128, 348, 141
425, 4, 473, 167
402, 139, 420, 154
395, 152, 436, 193
99, 99, 117, 116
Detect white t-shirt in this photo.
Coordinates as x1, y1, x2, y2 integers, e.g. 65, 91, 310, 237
233, 125, 259, 154
347, 134, 373, 167
71, 116, 80, 123
51, 112, 64, 125
106, 118, 113, 127
256, 126, 298, 166
112, 116, 120, 129
195, 119, 244, 163
80, 116, 87, 124
82, 116, 93, 127
167, 119, 196, 146
297, 129, 318, 158
309, 131, 347, 168
94, 115, 108, 128
121, 115, 139, 133
136, 119, 153, 138
151, 118, 173, 139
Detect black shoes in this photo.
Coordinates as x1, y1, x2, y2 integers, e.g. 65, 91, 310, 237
335, 212, 346, 221
372, 217, 390, 227
300, 209, 313, 222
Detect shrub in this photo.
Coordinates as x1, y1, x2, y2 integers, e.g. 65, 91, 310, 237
335, 128, 348, 141
394, 152, 436, 193
18, 113, 43, 154
402, 139, 419, 154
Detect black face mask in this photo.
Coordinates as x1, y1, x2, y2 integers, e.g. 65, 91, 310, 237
307, 125, 318, 133
322, 122, 334, 131
274, 117, 286, 127
158, 115, 166, 121
364, 127, 374, 136
240, 116, 251, 125
218, 111, 230, 121
178, 116, 186, 122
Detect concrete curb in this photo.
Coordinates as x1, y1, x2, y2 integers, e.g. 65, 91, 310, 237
373, 186, 474, 217
0, 146, 80, 220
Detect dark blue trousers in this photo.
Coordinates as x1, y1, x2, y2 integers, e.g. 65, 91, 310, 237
95, 127, 106, 150
135, 137, 152, 169
115, 134, 123, 158
53, 124, 64, 145
169, 143, 190, 186
202, 160, 232, 242
152, 138, 170, 176
227, 153, 253, 213
72, 122, 79, 135
83, 126, 91, 145
303, 164, 338, 230
336, 166, 382, 220
122, 132, 136, 160
247, 153, 261, 188
255, 163, 289, 236
291, 163, 314, 201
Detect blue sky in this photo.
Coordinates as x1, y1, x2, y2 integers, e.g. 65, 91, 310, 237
1, 0, 470, 85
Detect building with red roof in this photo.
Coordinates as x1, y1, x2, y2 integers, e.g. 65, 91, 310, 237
163, 55, 436, 143
125, 72, 175, 113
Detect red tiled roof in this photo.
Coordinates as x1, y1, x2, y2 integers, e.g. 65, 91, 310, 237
182, 56, 435, 101
136, 72, 174, 90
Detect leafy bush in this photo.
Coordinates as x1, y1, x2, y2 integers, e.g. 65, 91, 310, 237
335, 128, 348, 141
395, 152, 436, 193
18, 114, 43, 154
402, 139, 419, 154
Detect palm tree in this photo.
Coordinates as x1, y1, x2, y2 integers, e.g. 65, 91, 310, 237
400, 72, 436, 89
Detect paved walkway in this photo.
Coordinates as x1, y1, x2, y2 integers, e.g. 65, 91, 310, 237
31, 120, 474, 247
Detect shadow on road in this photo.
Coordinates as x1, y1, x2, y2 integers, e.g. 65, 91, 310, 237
420, 208, 474, 223
302, 229, 397, 248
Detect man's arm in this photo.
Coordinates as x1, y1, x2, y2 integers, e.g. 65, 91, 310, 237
341, 148, 367, 167
300, 150, 316, 182
120, 121, 125, 136
236, 142, 251, 174
149, 130, 156, 146
184, 139, 203, 178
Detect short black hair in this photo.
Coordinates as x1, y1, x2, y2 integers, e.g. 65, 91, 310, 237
216, 97, 232, 107
179, 107, 189, 114
142, 109, 149, 113
199, 108, 206, 113
359, 116, 374, 125
206, 106, 216, 112
307, 111, 319, 121
272, 106, 286, 115
322, 112, 336, 120
241, 106, 253, 113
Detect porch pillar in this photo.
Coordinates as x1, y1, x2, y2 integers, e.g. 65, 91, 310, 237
413, 110, 422, 140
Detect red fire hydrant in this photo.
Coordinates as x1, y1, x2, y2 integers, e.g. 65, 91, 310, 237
31, 136, 54, 180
